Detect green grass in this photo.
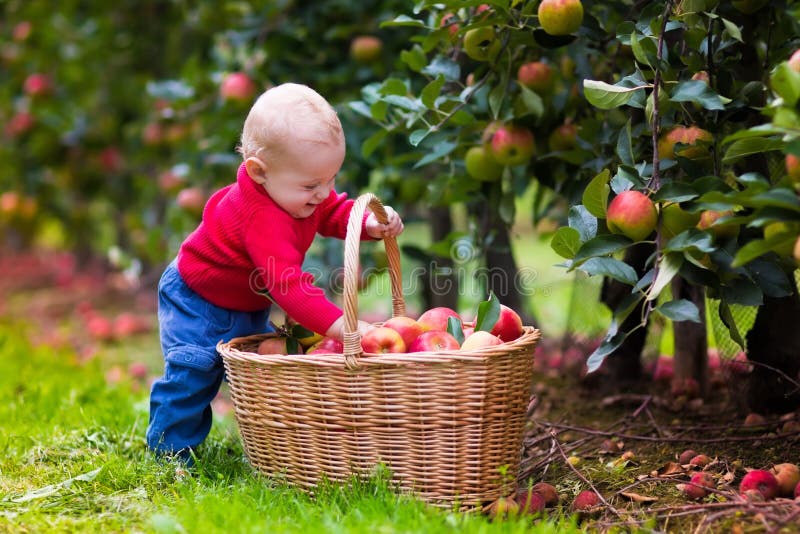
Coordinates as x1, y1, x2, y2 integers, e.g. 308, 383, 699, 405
0, 320, 585, 533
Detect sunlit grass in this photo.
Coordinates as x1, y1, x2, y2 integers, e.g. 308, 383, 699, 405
0, 320, 586, 533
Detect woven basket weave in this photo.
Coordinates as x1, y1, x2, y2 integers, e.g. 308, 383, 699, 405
218, 193, 541, 508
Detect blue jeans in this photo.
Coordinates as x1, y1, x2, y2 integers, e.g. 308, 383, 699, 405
146, 260, 271, 459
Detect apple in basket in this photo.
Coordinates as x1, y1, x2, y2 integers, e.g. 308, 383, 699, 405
257, 336, 302, 355
407, 330, 461, 352
490, 305, 524, 342
305, 337, 344, 355
417, 307, 462, 332
361, 326, 406, 354
460, 330, 503, 351
382, 316, 424, 347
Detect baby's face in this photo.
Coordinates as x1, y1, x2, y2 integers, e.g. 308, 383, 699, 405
259, 138, 345, 219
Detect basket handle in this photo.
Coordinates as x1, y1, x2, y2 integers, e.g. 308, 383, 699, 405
342, 193, 406, 366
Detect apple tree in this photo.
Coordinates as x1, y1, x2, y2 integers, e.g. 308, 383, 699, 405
350, 0, 800, 408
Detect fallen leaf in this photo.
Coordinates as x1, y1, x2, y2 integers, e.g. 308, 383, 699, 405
620, 491, 658, 503
653, 461, 685, 477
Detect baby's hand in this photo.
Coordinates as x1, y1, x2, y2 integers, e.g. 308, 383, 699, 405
366, 206, 404, 239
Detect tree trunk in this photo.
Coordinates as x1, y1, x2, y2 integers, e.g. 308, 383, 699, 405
597, 242, 654, 384
484, 212, 536, 326
419, 206, 459, 311
671, 278, 708, 397
746, 292, 800, 414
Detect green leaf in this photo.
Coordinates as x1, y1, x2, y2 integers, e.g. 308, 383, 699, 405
518, 85, 544, 119
723, 137, 784, 164
488, 83, 505, 119
348, 101, 373, 120
657, 299, 701, 323
720, 18, 743, 42
422, 57, 461, 82
475, 293, 501, 332
616, 120, 634, 166
499, 190, 516, 225
670, 80, 731, 111
721, 124, 785, 144
722, 278, 763, 306
579, 257, 639, 285
573, 234, 632, 265
770, 62, 800, 107
646, 252, 683, 301
663, 229, 715, 253
291, 324, 315, 339
361, 129, 387, 159
379, 78, 408, 96
630, 31, 655, 69
652, 182, 699, 203
383, 95, 425, 112
400, 46, 427, 72
583, 80, 648, 110
286, 337, 300, 355
551, 227, 582, 259
447, 316, 465, 344
718, 300, 746, 350
413, 140, 457, 168
381, 15, 426, 28
582, 169, 612, 218
586, 326, 627, 373
731, 232, 799, 267
408, 129, 429, 147
370, 100, 388, 121
568, 205, 598, 242
421, 75, 445, 109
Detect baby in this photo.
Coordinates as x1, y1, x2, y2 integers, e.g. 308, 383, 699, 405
146, 83, 404, 462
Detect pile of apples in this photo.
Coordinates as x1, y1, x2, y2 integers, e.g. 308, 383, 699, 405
256, 301, 525, 356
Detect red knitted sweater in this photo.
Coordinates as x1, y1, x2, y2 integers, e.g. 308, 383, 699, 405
177, 163, 369, 335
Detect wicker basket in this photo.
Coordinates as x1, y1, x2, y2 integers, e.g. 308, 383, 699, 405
218, 193, 541, 508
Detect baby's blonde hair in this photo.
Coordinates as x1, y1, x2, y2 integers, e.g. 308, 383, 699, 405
238, 83, 343, 164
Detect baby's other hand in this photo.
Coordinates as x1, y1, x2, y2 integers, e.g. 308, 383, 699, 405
366, 206, 404, 239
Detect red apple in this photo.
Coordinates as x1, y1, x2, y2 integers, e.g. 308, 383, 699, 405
770, 463, 800, 497
113, 313, 142, 338
382, 316, 424, 348
517, 61, 554, 94
23, 73, 53, 97
257, 336, 291, 355
176, 187, 206, 216
490, 125, 535, 166
571, 489, 599, 512
652, 355, 674, 381
98, 147, 124, 174
514, 488, 546, 514
489, 304, 524, 342
158, 170, 185, 194
350, 36, 383, 63
657, 126, 713, 161
407, 331, 460, 352
548, 122, 578, 152
727, 351, 753, 375
461, 330, 503, 351
128, 362, 148, 380
785, 154, 800, 188
361, 326, 406, 354
12, 21, 32, 42
789, 49, 800, 72
4, 112, 34, 137
439, 13, 460, 39
305, 337, 344, 355
739, 470, 779, 500
417, 307, 461, 333
87, 316, 114, 342
696, 209, 740, 239
606, 190, 658, 242
220, 72, 257, 102
681, 472, 715, 500
142, 122, 164, 146
538, 0, 584, 36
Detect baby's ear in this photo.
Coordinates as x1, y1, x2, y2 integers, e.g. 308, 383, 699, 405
245, 157, 268, 185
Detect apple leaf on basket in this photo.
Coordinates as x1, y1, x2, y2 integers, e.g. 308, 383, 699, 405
475, 292, 501, 332
448, 316, 465, 345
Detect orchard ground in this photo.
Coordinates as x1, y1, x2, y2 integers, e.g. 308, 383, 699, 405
2, 219, 799, 532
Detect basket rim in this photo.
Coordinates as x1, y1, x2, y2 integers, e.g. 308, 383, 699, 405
218, 325, 541, 367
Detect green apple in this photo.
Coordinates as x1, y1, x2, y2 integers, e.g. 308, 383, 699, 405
464, 145, 503, 181
764, 222, 800, 258
696, 210, 740, 239
547, 123, 578, 151
463, 27, 501, 61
